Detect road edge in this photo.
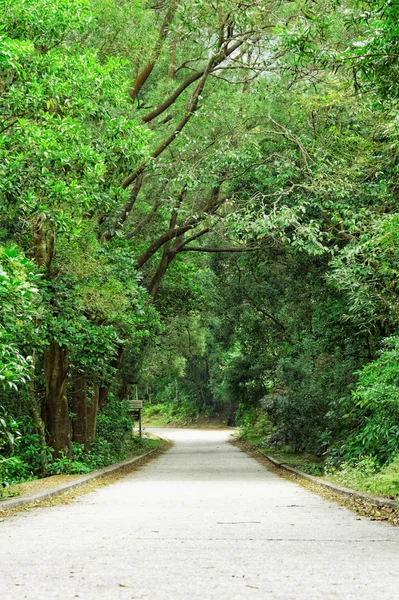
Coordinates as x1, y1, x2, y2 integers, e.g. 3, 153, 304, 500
0, 442, 169, 513
231, 437, 399, 524
263, 452, 398, 509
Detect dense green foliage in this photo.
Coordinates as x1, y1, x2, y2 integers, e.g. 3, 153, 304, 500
2, 0, 399, 495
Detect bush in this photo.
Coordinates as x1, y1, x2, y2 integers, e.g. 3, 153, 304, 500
0, 456, 31, 491
46, 449, 92, 476
15, 417, 50, 476
339, 337, 399, 466
238, 409, 275, 446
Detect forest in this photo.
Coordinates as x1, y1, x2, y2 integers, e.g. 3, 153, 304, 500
1, 0, 399, 493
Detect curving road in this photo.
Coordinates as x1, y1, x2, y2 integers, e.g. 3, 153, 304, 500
1, 428, 399, 599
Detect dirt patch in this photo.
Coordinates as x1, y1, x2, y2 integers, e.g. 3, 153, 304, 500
232, 438, 399, 526
0, 441, 172, 520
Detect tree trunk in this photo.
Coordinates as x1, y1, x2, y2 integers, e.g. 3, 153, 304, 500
129, 4, 176, 101
97, 385, 109, 411
168, 39, 177, 79
29, 393, 47, 474
86, 386, 99, 447
28, 348, 47, 473
147, 249, 175, 298
43, 342, 71, 457
71, 372, 88, 448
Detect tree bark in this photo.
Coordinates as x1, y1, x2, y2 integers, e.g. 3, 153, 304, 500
71, 372, 88, 448
121, 54, 219, 191
100, 173, 145, 242
141, 39, 244, 123
97, 385, 109, 411
124, 199, 160, 241
136, 220, 198, 268
29, 357, 47, 473
28, 348, 47, 472
168, 39, 177, 79
95, 346, 125, 411
129, 3, 176, 101
86, 386, 99, 447
43, 342, 71, 457
147, 247, 176, 298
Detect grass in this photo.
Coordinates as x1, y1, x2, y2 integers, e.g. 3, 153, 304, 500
326, 456, 399, 500
142, 403, 197, 426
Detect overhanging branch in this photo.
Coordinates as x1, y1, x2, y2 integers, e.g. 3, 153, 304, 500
180, 246, 260, 253
129, 3, 176, 102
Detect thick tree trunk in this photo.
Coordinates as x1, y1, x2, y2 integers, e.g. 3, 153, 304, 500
86, 386, 99, 447
28, 348, 47, 472
71, 372, 88, 448
97, 385, 110, 411
29, 395, 47, 474
43, 342, 71, 457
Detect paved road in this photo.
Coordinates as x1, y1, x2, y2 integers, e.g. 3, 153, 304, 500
1, 428, 399, 599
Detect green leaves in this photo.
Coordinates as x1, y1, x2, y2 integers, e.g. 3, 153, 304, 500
0, 0, 92, 50
0, 0, 154, 392
0, 406, 21, 455
0, 245, 42, 388
339, 336, 399, 464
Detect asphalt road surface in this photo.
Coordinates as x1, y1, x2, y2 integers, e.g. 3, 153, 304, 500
1, 428, 399, 599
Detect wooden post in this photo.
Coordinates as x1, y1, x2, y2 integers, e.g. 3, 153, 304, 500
127, 387, 143, 438
136, 385, 142, 437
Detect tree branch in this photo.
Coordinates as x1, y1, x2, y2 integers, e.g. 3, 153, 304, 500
136, 221, 200, 268
242, 293, 289, 335
100, 173, 145, 242
146, 201, 185, 297
179, 246, 259, 253
129, 3, 176, 102
175, 228, 211, 251
141, 39, 244, 123
124, 200, 161, 241
121, 55, 216, 191
136, 185, 222, 268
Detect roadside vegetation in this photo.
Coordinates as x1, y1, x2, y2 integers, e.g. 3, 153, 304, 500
2, 0, 399, 500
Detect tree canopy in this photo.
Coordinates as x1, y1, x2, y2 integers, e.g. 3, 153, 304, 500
2, 0, 399, 485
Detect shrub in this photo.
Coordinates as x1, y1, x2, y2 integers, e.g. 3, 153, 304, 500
339, 337, 399, 465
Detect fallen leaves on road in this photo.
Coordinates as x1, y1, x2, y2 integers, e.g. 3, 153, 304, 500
0, 442, 172, 520
232, 439, 399, 526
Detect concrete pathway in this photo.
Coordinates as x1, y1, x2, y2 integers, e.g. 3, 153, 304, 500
1, 428, 399, 599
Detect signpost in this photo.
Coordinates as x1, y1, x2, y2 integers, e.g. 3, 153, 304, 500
127, 386, 143, 437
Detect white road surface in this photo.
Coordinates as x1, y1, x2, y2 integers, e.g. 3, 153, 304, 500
1, 428, 399, 599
